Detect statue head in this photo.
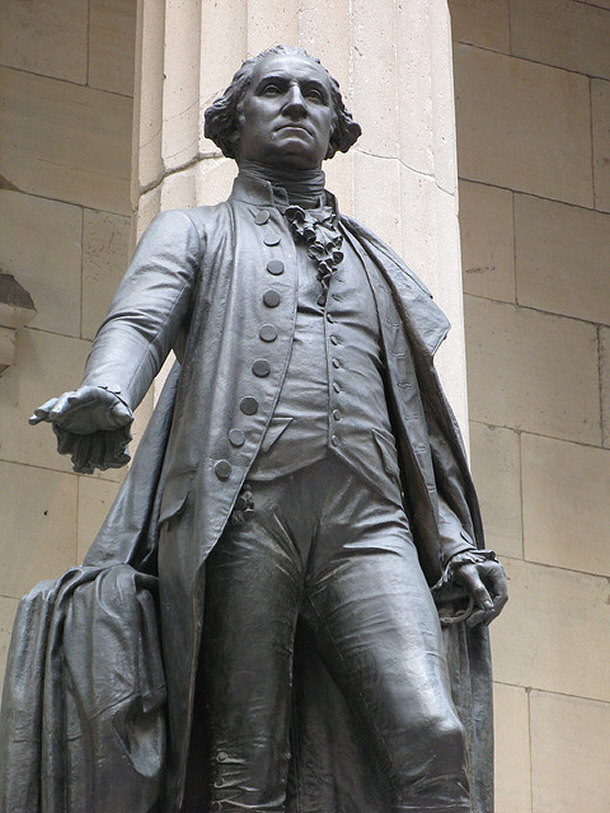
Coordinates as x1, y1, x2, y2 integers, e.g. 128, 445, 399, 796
204, 45, 361, 170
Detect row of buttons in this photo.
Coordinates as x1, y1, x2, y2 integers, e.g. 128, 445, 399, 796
214, 210, 283, 480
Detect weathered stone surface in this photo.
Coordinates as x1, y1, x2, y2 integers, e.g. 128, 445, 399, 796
522, 434, 610, 576
470, 422, 522, 559
89, 0, 137, 96
515, 195, 610, 324
592, 79, 610, 213
601, 327, 610, 448
0, 191, 81, 336
511, 0, 610, 80
0, 67, 132, 215
83, 210, 131, 341
0, 0, 87, 83
531, 691, 610, 813
494, 683, 532, 813
454, 45, 593, 207
465, 296, 601, 444
459, 181, 514, 303
448, 0, 510, 52
0, 329, 91, 473
0, 461, 77, 598
491, 558, 610, 702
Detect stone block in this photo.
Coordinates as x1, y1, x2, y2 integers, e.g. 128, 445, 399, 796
198, 0, 248, 110
77, 476, 122, 563
0, 329, 91, 473
0, 191, 81, 337
454, 45, 593, 207
0, 461, 77, 598
246, 0, 299, 57
470, 422, 522, 558
89, 0, 137, 96
515, 195, 610, 324
161, 0, 202, 172
459, 181, 514, 302
0, 67, 132, 215
195, 157, 237, 207
511, 0, 610, 80
134, 0, 166, 192
82, 210, 131, 340
465, 296, 601, 444
494, 683, 532, 813
530, 691, 610, 813
160, 167, 198, 211
298, 0, 350, 96
522, 434, 610, 577
351, 0, 399, 158
601, 327, 610, 448
0, 597, 19, 690
592, 79, 610, 213
448, 0, 510, 52
490, 557, 610, 702
0, 0, 87, 83
353, 151, 401, 253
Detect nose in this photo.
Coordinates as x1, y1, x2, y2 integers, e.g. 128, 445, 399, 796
282, 84, 307, 118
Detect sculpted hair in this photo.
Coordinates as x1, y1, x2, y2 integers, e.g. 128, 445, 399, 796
204, 44, 362, 160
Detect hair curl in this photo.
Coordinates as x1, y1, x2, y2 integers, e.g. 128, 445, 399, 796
204, 45, 362, 161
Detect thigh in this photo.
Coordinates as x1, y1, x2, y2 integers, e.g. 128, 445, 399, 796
304, 521, 454, 772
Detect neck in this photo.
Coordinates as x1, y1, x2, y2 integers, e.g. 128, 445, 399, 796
238, 160, 326, 208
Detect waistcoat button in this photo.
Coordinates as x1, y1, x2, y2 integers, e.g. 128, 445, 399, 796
228, 428, 246, 447
240, 396, 259, 415
267, 259, 284, 275
259, 324, 278, 342
331, 434, 340, 447
263, 289, 281, 307
214, 460, 232, 480
252, 359, 271, 377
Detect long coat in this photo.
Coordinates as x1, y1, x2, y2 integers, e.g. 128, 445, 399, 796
2, 175, 494, 812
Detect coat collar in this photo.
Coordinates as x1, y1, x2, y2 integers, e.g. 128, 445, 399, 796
229, 172, 338, 213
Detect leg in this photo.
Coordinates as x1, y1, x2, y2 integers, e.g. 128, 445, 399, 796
305, 484, 471, 812
200, 481, 306, 812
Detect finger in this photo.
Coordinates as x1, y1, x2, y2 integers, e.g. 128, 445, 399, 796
47, 391, 75, 421
109, 400, 133, 427
29, 397, 60, 424
457, 565, 494, 611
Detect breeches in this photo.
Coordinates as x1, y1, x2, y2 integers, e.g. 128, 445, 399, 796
198, 457, 470, 813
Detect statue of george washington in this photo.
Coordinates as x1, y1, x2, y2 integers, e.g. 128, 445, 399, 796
1, 45, 506, 813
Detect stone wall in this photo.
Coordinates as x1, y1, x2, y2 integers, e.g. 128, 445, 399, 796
449, 1, 610, 811
0, 0, 137, 680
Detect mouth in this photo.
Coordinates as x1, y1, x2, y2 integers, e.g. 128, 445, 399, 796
276, 124, 313, 136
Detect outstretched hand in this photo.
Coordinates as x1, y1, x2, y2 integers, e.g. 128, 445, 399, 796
30, 386, 133, 473
454, 559, 508, 627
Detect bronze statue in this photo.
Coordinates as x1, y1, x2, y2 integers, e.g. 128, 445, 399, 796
1, 45, 507, 813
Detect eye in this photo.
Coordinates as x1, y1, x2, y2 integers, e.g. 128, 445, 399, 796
260, 82, 283, 96
305, 87, 325, 103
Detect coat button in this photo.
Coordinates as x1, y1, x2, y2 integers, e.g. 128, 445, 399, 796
264, 234, 281, 246
214, 460, 232, 480
330, 335, 339, 345
267, 259, 284, 275
326, 313, 334, 323
332, 358, 340, 368
331, 434, 340, 447
252, 359, 271, 377
254, 210, 270, 225
240, 396, 259, 415
259, 324, 277, 342
263, 289, 281, 307
332, 382, 341, 393
228, 428, 246, 447
332, 409, 342, 421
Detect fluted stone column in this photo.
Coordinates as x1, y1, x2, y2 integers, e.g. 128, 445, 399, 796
131, 0, 469, 438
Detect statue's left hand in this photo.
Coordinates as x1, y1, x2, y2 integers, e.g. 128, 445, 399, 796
454, 559, 508, 627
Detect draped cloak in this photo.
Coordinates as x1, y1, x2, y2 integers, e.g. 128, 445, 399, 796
0, 176, 493, 813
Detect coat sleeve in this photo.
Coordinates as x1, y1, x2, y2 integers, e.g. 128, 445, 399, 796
80, 209, 204, 410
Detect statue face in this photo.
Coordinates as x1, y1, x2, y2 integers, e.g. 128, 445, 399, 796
235, 53, 334, 171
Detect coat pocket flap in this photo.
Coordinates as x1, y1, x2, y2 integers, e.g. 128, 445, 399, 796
372, 429, 401, 478
159, 470, 195, 524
